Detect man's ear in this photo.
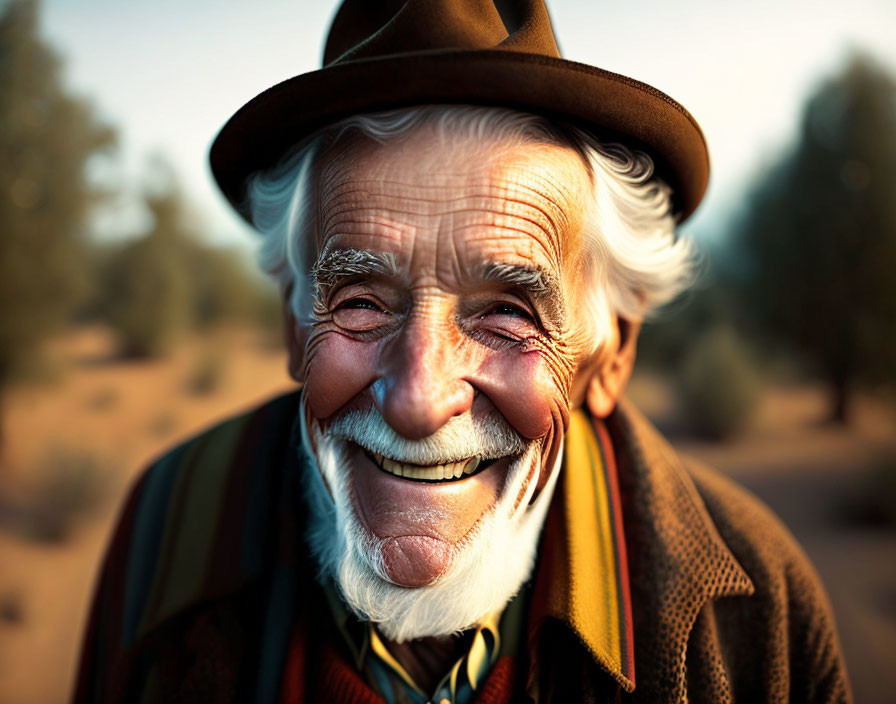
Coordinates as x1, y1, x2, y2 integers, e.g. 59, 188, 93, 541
585, 315, 641, 418
283, 297, 308, 383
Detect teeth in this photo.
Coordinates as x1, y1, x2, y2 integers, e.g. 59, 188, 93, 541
373, 455, 486, 481
382, 457, 402, 474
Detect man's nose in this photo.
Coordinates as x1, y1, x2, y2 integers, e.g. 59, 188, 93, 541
374, 314, 474, 440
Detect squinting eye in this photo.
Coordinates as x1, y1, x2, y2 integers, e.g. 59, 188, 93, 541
482, 303, 533, 320
339, 298, 381, 311
332, 297, 391, 331
472, 303, 540, 346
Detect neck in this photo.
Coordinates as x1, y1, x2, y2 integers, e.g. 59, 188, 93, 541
379, 630, 474, 693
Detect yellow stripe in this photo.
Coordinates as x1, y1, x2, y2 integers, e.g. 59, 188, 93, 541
481, 612, 500, 662
586, 414, 621, 665
562, 410, 622, 673
450, 655, 461, 694
367, 614, 501, 699
466, 629, 487, 688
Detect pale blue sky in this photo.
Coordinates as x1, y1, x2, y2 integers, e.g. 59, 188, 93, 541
38, 0, 896, 246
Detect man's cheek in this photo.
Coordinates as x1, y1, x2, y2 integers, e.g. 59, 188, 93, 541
303, 332, 378, 420
478, 350, 569, 439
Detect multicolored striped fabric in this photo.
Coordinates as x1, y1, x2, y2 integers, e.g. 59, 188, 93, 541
531, 410, 636, 690
74, 392, 305, 704
74, 391, 634, 703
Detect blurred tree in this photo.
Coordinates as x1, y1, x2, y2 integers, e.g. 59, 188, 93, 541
99, 159, 278, 356
0, 0, 114, 432
676, 326, 762, 439
100, 180, 195, 357
182, 241, 265, 329
735, 52, 896, 422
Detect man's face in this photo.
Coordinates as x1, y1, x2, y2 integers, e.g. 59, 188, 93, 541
298, 127, 593, 593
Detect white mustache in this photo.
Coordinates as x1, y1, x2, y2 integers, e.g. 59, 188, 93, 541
326, 406, 528, 465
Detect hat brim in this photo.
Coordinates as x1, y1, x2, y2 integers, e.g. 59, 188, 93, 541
210, 49, 709, 225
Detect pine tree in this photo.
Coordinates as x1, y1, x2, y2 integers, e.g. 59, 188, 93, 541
737, 52, 896, 421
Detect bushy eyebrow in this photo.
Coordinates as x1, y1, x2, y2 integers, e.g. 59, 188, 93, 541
475, 261, 566, 326
309, 248, 567, 326
310, 247, 399, 312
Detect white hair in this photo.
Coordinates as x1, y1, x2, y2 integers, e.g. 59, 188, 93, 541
300, 402, 559, 642
248, 105, 696, 350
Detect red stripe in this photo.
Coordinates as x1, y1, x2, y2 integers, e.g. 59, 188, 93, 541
278, 611, 308, 704
596, 421, 635, 685
473, 656, 517, 703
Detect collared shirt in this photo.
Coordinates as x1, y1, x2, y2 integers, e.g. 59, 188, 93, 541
323, 581, 517, 704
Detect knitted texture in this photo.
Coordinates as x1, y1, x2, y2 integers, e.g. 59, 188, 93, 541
608, 401, 852, 703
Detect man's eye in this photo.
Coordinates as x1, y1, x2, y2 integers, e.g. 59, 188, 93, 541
472, 303, 541, 346
482, 303, 533, 320
338, 298, 382, 311
332, 297, 391, 332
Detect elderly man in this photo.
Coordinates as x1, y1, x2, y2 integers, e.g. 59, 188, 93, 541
74, 1, 851, 703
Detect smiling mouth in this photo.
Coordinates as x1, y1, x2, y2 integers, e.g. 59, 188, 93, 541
362, 449, 500, 483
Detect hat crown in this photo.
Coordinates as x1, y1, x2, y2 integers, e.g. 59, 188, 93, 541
211, 0, 710, 224
323, 0, 560, 66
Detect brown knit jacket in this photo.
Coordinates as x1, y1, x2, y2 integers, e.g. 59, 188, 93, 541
73, 393, 853, 703
607, 402, 852, 703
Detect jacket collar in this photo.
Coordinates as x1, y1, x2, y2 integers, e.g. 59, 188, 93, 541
131, 392, 303, 642
527, 401, 754, 698
606, 399, 754, 698
529, 409, 636, 692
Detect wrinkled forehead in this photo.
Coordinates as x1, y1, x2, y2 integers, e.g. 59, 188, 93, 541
312, 126, 592, 270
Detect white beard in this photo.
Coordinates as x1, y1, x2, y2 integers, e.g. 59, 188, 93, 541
298, 401, 561, 643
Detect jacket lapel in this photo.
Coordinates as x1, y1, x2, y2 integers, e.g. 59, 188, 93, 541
606, 400, 754, 701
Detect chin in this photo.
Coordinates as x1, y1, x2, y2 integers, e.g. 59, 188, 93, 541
299, 406, 561, 643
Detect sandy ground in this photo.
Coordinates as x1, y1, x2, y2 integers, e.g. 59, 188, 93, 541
0, 327, 294, 704
0, 330, 893, 703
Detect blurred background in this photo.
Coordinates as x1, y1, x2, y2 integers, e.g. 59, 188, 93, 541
1, 0, 894, 702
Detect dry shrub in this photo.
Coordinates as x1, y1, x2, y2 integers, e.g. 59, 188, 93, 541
4, 448, 114, 543
86, 386, 119, 412
148, 411, 177, 437
186, 350, 226, 396
0, 589, 24, 625
677, 327, 762, 440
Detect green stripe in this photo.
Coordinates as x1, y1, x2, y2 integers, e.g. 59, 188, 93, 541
252, 565, 297, 704
138, 414, 251, 635
122, 443, 190, 647
241, 395, 297, 576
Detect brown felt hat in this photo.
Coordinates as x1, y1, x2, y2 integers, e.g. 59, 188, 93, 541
210, 0, 710, 224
